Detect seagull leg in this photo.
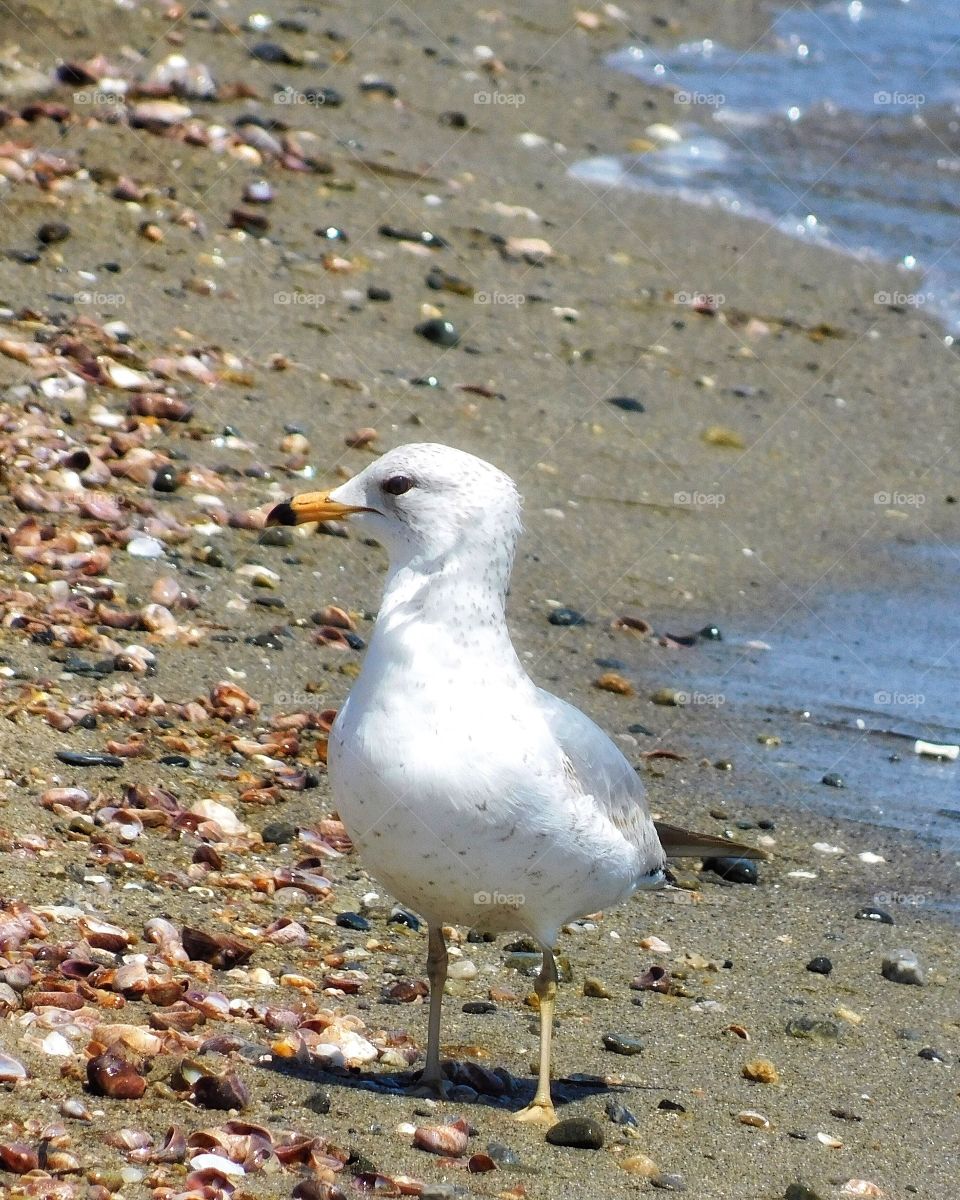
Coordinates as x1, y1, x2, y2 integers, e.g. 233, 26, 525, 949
413, 923, 449, 1098
513, 945, 558, 1126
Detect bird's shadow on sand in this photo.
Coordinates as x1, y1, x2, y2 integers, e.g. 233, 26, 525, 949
260, 1052, 657, 1115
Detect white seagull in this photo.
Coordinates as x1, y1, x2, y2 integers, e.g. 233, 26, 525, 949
267, 442, 761, 1124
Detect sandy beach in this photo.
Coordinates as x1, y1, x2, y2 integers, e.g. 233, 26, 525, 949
0, 2, 957, 1197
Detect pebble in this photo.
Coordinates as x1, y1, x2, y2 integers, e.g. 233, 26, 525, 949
545, 1117, 604, 1150
855, 905, 894, 924
583, 977, 612, 998
658, 1098, 685, 1112
380, 224, 448, 248
447, 959, 478, 981
335, 911, 370, 931
87, 1051, 146, 1099
738, 1110, 771, 1129
742, 1058, 779, 1083
608, 396, 645, 413
127, 535, 166, 558
387, 908, 420, 930
463, 1000, 496, 1014
651, 687, 684, 706
367, 285, 392, 302
881, 949, 924, 986
415, 318, 460, 347
37, 221, 71, 244
486, 1142, 519, 1165
652, 1173, 686, 1191
548, 607, 587, 626
191, 1071, 250, 1110
821, 772, 844, 788
703, 856, 758, 885
785, 1187, 824, 1200
56, 750, 124, 768
262, 821, 296, 844
806, 956, 833, 975
918, 1046, 948, 1063
620, 1153, 658, 1176
153, 465, 181, 492
250, 41, 300, 64
602, 1033, 644, 1056
605, 1100, 639, 1126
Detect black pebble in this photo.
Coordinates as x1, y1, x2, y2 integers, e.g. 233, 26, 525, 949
379, 224, 448, 248
302, 86, 343, 106
246, 630, 286, 650
359, 80, 398, 98
545, 1117, 604, 1150
37, 222, 71, 244
56, 750, 124, 768
602, 1033, 643, 1056
153, 465, 180, 493
806, 956, 833, 975
439, 110, 467, 127
549, 607, 587, 627
918, 1047, 948, 1063
699, 624, 723, 640
367, 285, 392, 302
411, 374, 441, 387
658, 1098, 686, 1112
315, 225, 348, 241
260, 527, 292, 547
262, 821, 296, 844
462, 1000, 496, 1015
608, 396, 645, 413
250, 42, 299, 64
387, 909, 420, 930
821, 771, 844, 788
159, 754, 191, 768
855, 905, 894, 925
703, 856, 758, 885
335, 911, 370, 931
415, 318, 459, 347
627, 723, 655, 736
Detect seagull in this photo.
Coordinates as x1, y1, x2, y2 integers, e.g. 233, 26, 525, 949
267, 443, 763, 1124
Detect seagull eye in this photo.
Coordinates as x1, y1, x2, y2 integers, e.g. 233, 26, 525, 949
382, 474, 415, 497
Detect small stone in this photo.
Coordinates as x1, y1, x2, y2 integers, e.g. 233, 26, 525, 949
251, 41, 300, 64
486, 1141, 519, 1165
605, 1100, 639, 1126
56, 750, 124, 768
821, 772, 844, 788
699, 624, 723, 640
367, 285, 392, 302
229, 208, 270, 235
806, 956, 833, 975
785, 1186, 825, 1200
881, 949, 924, 986
855, 905, 894, 924
658, 1098, 685, 1112
335, 911, 370, 932
620, 1153, 659, 1176
652, 1174, 686, 1191
37, 221, 71, 244
595, 671, 634, 696
583, 977, 612, 998
262, 821, 296, 844
651, 686, 684, 706
602, 1033, 643, 1056
415, 318, 460, 347
608, 395, 645, 413
153, 464, 181, 493
549, 607, 587, 627
243, 180, 274, 204
447, 959, 478, 980
918, 1046, 948, 1063
388, 908, 420, 930
87, 1052, 146, 1099
738, 1110, 771, 1129
742, 1058, 779, 1084
191, 1071, 250, 1111
127, 535, 165, 558
703, 856, 758, 885
463, 1000, 496, 1015
545, 1117, 604, 1150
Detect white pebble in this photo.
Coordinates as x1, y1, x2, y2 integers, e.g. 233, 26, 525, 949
448, 959, 478, 980
127, 535, 164, 559
41, 1031, 75, 1056
858, 851, 885, 864
189, 1153, 245, 1176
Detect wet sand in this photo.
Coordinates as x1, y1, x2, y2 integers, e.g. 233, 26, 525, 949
0, 2, 957, 1197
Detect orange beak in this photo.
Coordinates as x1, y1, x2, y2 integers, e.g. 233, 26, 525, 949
265, 488, 371, 526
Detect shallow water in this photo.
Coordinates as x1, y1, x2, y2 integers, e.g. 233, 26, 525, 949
574, 0, 960, 331
667, 544, 960, 870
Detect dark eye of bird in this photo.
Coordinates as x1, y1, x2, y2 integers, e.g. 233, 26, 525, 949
382, 474, 415, 496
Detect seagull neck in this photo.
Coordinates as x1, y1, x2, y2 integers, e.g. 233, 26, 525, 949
374, 553, 515, 656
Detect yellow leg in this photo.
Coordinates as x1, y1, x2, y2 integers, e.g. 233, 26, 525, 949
413, 923, 448, 1098
513, 945, 558, 1126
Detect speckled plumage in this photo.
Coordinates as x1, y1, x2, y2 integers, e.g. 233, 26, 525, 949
324, 443, 666, 946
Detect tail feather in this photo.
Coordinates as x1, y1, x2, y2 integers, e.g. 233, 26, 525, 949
654, 820, 770, 861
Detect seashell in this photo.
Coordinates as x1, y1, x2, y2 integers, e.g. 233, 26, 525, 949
0, 1142, 38, 1173
129, 392, 194, 421
0, 1052, 28, 1081
817, 1131, 844, 1148
144, 917, 188, 962
630, 965, 671, 993
190, 1070, 250, 1111
189, 798, 248, 836
93, 1023, 163, 1056
182, 926, 254, 969
78, 916, 132, 952
840, 1182, 884, 1198
103, 1128, 153, 1150
412, 1116, 469, 1157
738, 1110, 771, 1129
129, 99, 192, 128
86, 1050, 146, 1099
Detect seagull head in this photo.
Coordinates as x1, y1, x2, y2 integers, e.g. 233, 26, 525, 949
267, 443, 522, 576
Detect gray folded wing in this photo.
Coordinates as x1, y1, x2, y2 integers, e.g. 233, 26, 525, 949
536, 688, 665, 874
